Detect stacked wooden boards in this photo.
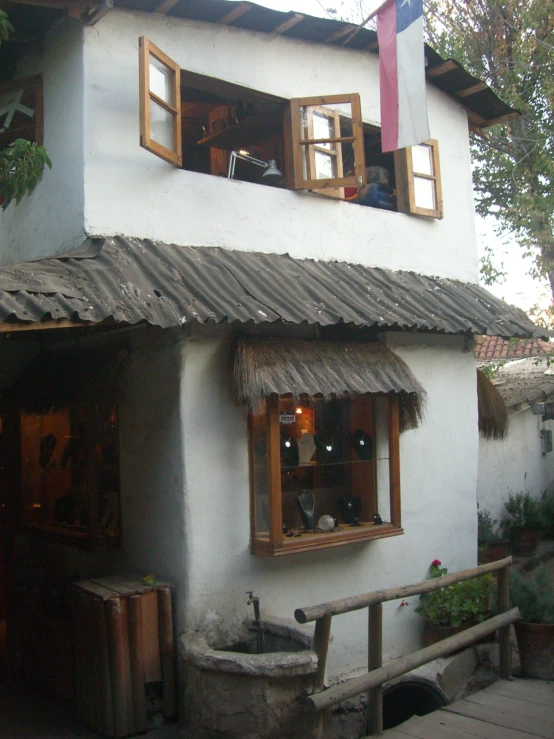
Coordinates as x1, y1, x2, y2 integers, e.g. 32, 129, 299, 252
73, 576, 176, 738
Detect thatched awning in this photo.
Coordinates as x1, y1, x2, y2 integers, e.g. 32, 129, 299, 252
233, 338, 426, 430
477, 368, 508, 440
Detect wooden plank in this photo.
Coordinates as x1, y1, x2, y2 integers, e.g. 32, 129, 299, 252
158, 586, 177, 719
490, 679, 554, 707
324, 24, 357, 43
128, 595, 148, 733
464, 690, 554, 722
120, 598, 136, 736
400, 710, 537, 739
444, 698, 554, 737
91, 577, 138, 596
141, 591, 162, 683
367, 603, 383, 735
154, 0, 179, 13
93, 596, 114, 736
218, 2, 252, 25
0, 318, 96, 333
456, 82, 487, 98
387, 714, 470, 738
272, 12, 304, 34
388, 395, 401, 527
105, 597, 128, 738
312, 614, 332, 690
426, 60, 458, 77
266, 395, 283, 547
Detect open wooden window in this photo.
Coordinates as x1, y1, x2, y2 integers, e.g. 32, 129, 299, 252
249, 394, 402, 556
139, 37, 182, 167
0, 75, 43, 151
395, 139, 443, 218
290, 94, 366, 195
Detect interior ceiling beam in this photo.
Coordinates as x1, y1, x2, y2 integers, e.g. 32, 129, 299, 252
218, 1, 252, 25
272, 12, 304, 34
153, 0, 179, 14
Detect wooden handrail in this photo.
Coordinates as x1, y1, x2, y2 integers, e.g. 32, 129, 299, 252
295, 557, 514, 735
295, 557, 512, 623
307, 608, 520, 713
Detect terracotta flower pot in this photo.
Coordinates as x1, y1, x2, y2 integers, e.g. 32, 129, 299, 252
512, 527, 540, 556
422, 620, 494, 649
480, 540, 510, 564
514, 620, 554, 679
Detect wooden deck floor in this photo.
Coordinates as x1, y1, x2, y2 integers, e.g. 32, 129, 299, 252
384, 678, 554, 738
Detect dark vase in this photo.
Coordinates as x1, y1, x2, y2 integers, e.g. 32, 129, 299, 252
512, 527, 540, 556
514, 621, 554, 679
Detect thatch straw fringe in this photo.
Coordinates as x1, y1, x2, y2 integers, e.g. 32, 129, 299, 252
477, 368, 508, 440
233, 337, 426, 431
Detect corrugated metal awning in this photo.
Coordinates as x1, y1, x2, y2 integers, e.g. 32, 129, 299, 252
0, 237, 537, 338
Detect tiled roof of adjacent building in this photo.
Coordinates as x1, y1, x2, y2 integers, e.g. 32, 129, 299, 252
475, 335, 552, 362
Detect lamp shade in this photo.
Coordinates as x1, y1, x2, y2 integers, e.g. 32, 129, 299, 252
263, 159, 284, 184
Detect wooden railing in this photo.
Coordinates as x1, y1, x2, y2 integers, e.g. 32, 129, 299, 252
294, 557, 518, 735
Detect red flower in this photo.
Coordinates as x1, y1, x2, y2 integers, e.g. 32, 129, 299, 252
431, 559, 441, 567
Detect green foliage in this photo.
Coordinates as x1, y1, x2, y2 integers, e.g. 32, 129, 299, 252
0, 139, 52, 210
0, 9, 13, 44
539, 489, 554, 535
480, 244, 506, 287
478, 510, 505, 545
503, 491, 545, 529
425, 0, 554, 300
416, 561, 496, 628
511, 565, 554, 624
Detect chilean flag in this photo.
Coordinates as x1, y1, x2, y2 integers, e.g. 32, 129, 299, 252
377, 0, 430, 153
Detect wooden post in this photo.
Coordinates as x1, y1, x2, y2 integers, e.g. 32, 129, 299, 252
266, 395, 283, 547
497, 564, 512, 680
128, 595, 148, 733
313, 614, 332, 691
105, 597, 129, 738
388, 396, 401, 528
367, 603, 383, 735
158, 586, 177, 720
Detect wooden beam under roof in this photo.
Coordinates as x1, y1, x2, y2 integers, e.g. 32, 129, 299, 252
272, 12, 304, 34
456, 82, 487, 98
426, 60, 458, 77
0, 318, 96, 333
4, 0, 90, 10
482, 111, 519, 127
324, 24, 357, 43
154, 0, 179, 14
218, 1, 252, 25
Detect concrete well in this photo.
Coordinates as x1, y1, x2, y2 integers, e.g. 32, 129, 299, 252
180, 618, 319, 739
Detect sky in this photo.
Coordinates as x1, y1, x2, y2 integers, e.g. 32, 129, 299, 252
228, 0, 549, 316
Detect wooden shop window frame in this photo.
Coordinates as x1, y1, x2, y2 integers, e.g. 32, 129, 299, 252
289, 93, 366, 193
248, 394, 403, 557
395, 139, 443, 219
139, 36, 182, 167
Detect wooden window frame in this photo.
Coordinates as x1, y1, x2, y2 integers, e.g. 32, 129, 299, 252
395, 139, 443, 219
138, 36, 182, 167
289, 93, 366, 192
0, 74, 44, 148
249, 394, 403, 557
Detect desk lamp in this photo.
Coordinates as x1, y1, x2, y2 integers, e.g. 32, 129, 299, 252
227, 150, 284, 185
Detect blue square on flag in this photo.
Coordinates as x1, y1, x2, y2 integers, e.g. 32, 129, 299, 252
396, 0, 423, 34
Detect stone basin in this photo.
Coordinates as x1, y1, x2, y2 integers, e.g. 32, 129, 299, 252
180, 617, 318, 738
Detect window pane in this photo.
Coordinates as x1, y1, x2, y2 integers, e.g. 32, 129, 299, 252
412, 144, 433, 175
150, 98, 175, 152
414, 176, 436, 210
314, 150, 336, 179
277, 397, 380, 537
149, 54, 174, 105
313, 112, 333, 149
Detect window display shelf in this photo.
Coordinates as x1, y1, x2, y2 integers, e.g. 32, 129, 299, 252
197, 106, 283, 151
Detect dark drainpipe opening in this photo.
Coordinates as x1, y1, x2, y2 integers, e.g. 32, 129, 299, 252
382, 677, 449, 730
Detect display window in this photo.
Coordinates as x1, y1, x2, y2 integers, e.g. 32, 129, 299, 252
20, 405, 120, 549
249, 393, 402, 556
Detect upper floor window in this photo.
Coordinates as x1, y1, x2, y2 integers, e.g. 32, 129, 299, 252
138, 37, 442, 219
0, 75, 43, 151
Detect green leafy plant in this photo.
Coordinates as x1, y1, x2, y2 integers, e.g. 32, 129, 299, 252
478, 510, 505, 546
503, 492, 545, 530
0, 139, 52, 210
511, 565, 554, 624
0, 9, 13, 44
415, 560, 496, 628
538, 489, 554, 537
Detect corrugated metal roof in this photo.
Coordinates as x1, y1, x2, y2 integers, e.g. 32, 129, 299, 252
0, 237, 537, 339
1, 0, 517, 127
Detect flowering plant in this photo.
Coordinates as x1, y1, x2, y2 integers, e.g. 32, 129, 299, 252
415, 560, 496, 628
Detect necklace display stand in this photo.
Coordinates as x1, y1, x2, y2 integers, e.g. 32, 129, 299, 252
296, 490, 316, 530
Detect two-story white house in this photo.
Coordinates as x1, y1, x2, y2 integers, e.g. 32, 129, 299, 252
0, 0, 538, 732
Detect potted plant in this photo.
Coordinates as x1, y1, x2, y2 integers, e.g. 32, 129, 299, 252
539, 489, 554, 540
477, 510, 509, 564
503, 492, 544, 556
416, 560, 496, 647
511, 565, 554, 679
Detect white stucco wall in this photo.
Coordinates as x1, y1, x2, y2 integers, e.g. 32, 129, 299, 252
118, 328, 187, 633
180, 331, 479, 676
0, 20, 85, 266
77, 10, 479, 282
478, 408, 554, 523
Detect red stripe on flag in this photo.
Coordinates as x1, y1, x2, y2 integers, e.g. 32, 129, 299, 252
377, 0, 399, 153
